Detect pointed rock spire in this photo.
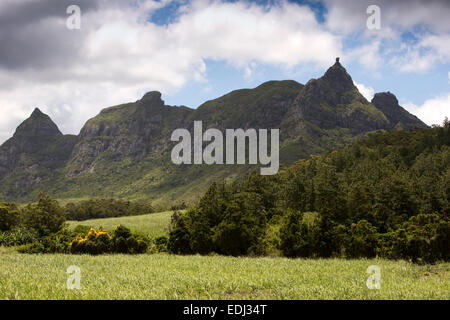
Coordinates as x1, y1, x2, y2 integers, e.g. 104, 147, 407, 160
13, 108, 62, 137
322, 57, 354, 92
30, 107, 45, 118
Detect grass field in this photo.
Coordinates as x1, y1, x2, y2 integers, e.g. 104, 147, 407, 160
0, 246, 448, 300
66, 211, 174, 237
2, 212, 449, 300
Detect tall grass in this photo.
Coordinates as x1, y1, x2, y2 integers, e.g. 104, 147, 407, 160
0, 250, 448, 300
3, 211, 448, 300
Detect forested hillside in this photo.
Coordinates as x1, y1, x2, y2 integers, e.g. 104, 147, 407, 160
168, 122, 450, 262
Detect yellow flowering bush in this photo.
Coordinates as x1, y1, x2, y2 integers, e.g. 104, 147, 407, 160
70, 225, 147, 254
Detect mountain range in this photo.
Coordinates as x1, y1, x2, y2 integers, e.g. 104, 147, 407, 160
0, 59, 427, 205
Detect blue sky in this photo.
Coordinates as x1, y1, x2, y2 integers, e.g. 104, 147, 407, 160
164, 52, 450, 109
0, 0, 449, 143
156, 0, 450, 111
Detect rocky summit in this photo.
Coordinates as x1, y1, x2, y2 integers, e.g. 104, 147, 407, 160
0, 59, 428, 204
371, 92, 426, 129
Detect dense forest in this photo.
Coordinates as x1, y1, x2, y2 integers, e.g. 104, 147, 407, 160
65, 199, 154, 221
168, 121, 450, 263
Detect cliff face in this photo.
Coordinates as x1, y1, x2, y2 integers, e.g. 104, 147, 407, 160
67, 92, 192, 176
0, 60, 428, 204
371, 92, 428, 129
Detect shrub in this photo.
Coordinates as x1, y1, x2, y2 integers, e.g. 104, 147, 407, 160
168, 212, 192, 254
153, 236, 169, 253
346, 220, 378, 258
72, 225, 91, 237
70, 225, 148, 255
399, 214, 450, 263
0, 202, 20, 232
18, 227, 74, 254
70, 227, 113, 254
0, 227, 37, 246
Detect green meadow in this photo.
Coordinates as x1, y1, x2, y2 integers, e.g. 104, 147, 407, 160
0, 246, 448, 300
2, 211, 448, 300
66, 211, 174, 237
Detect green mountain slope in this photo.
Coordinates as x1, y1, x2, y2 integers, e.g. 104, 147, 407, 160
0, 59, 428, 204
0, 108, 78, 199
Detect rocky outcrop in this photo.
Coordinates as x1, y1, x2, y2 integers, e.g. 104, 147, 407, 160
371, 92, 428, 129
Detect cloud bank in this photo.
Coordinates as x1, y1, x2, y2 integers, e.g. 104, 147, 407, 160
0, 0, 449, 142
403, 93, 450, 126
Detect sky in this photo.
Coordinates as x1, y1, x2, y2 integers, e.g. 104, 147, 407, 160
0, 0, 449, 143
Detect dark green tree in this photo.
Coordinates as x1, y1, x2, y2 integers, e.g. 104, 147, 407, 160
21, 193, 65, 237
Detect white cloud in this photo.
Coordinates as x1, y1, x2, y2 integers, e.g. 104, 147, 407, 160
393, 50, 438, 73
403, 93, 450, 126
1, 0, 450, 144
324, 0, 450, 72
170, 1, 341, 67
354, 81, 374, 101
346, 41, 382, 69
393, 34, 450, 72
0, 0, 343, 143
324, 0, 450, 34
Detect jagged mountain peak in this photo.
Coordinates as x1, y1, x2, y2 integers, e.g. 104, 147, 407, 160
297, 58, 362, 107
321, 57, 355, 92
30, 107, 45, 118
286, 58, 388, 135
139, 91, 164, 107
371, 91, 398, 107
13, 108, 62, 137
